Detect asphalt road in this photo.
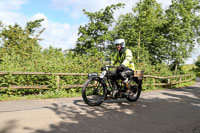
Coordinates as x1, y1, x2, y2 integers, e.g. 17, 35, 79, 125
0, 82, 200, 133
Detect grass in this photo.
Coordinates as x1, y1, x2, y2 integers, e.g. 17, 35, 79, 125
142, 81, 196, 91
0, 89, 82, 101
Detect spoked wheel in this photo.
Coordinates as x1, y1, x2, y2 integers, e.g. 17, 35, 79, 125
126, 77, 142, 102
82, 78, 106, 106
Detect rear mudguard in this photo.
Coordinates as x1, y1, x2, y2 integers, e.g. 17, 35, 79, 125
138, 80, 142, 91
133, 77, 142, 91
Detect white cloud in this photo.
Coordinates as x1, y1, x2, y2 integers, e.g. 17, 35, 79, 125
29, 13, 49, 26
0, 0, 28, 26
51, 0, 135, 19
157, 0, 171, 9
29, 13, 78, 50
185, 44, 200, 64
0, 0, 28, 12
51, 0, 172, 19
0, 0, 78, 50
0, 11, 27, 26
40, 22, 78, 50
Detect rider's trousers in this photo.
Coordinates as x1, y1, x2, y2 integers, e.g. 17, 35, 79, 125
109, 68, 133, 89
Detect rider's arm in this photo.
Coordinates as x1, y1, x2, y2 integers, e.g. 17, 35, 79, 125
122, 49, 133, 67
111, 53, 118, 66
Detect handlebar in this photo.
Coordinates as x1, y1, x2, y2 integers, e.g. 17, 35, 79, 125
107, 66, 117, 68
101, 65, 117, 71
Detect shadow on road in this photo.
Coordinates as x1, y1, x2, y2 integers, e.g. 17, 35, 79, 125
22, 83, 200, 133
0, 120, 18, 133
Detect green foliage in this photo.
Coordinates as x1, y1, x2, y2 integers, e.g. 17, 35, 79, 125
194, 55, 200, 76
195, 61, 200, 68
180, 64, 195, 74
0, 89, 81, 101
113, 0, 169, 64
113, 0, 200, 67
0, 19, 44, 57
195, 55, 200, 68
164, 0, 200, 74
74, 3, 124, 54
0, 1, 199, 100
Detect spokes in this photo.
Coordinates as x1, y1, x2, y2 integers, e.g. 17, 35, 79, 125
125, 78, 141, 102
128, 80, 139, 97
130, 82, 138, 92
85, 80, 104, 103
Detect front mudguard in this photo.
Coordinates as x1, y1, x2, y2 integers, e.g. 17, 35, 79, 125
88, 76, 106, 85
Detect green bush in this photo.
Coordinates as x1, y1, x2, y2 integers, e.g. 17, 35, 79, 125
0, 46, 195, 98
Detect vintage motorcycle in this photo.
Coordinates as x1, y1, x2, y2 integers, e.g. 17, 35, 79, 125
82, 65, 143, 106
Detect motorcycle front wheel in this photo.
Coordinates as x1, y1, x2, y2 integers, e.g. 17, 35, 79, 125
82, 78, 106, 106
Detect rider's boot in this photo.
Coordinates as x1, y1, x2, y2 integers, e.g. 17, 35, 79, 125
107, 89, 111, 95
112, 90, 118, 98
124, 79, 134, 96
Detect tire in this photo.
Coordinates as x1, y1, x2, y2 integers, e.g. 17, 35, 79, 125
126, 77, 142, 102
82, 78, 106, 106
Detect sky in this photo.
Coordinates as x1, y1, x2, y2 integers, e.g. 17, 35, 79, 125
0, 0, 199, 64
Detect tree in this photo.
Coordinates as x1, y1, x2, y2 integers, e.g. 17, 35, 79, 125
195, 55, 200, 67
73, 0, 199, 73
113, 0, 167, 64
165, 0, 200, 74
74, 3, 124, 54
113, 0, 200, 71
0, 19, 45, 59
194, 55, 200, 76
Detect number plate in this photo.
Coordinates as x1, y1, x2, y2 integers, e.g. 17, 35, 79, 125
100, 71, 106, 78
88, 73, 98, 78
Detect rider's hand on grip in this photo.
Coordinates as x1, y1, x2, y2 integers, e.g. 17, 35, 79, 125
116, 64, 125, 71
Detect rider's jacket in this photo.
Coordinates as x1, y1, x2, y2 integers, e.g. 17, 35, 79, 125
112, 48, 135, 71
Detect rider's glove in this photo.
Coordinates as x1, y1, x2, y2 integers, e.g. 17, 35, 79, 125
101, 66, 106, 71
117, 64, 125, 71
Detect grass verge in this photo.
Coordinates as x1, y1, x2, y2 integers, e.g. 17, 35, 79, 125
0, 89, 81, 101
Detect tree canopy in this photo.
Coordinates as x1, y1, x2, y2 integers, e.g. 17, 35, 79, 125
74, 3, 125, 54
0, 0, 199, 74
0, 19, 45, 60
74, 0, 200, 69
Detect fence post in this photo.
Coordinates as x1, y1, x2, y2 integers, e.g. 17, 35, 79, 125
168, 78, 170, 85
56, 75, 60, 89
153, 77, 155, 89
186, 75, 188, 81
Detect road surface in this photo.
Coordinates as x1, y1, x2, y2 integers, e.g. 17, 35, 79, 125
0, 82, 200, 133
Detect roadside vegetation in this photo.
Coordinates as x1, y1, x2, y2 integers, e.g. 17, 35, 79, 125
0, 0, 199, 101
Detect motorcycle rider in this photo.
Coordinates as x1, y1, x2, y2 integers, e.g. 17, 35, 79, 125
110, 39, 135, 97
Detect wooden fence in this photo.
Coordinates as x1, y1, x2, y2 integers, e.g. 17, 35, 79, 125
143, 74, 193, 89
0, 71, 194, 90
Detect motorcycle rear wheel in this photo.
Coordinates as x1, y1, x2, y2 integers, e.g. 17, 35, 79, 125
126, 78, 142, 102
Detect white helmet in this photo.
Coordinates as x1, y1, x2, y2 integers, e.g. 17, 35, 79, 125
114, 39, 125, 47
